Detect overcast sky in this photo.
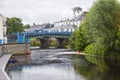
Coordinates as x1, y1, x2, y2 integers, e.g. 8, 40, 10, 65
0, 0, 95, 24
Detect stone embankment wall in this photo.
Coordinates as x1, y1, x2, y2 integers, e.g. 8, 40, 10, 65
0, 45, 2, 57
0, 43, 30, 55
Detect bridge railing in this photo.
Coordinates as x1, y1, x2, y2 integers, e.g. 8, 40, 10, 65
8, 31, 73, 44
23, 31, 72, 36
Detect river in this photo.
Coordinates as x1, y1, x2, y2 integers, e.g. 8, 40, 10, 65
7, 49, 120, 80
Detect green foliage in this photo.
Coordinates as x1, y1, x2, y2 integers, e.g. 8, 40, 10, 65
24, 24, 31, 29
48, 38, 58, 47
69, 29, 79, 50
30, 38, 40, 47
70, 0, 120, 60
114, 26, 120, 51
65, 45, 70, 49
6, 17, 24, 33
85, 43, 108, 57
83, 0, 120, 55
69, 25, 88, 51
69, 31, 76, 50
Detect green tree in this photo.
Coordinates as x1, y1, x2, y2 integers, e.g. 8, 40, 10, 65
70, 0, 120, 59
30, 38, 40, 47
6, 17, 24, 33
84, 0, 120, 56
69, 24, 89, 51
69, 30, 77, 50
24, 24, 31, 29
72, 7, 82, 17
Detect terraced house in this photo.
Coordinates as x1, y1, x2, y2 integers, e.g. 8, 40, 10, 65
0, 14, 7, 44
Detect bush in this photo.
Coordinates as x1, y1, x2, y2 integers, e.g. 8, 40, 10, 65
30, 38, 40, 47
85, 43, 108, 57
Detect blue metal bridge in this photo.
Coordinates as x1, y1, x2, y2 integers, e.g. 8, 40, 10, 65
8, 24, 77, 44
9, 31, 72, 43
7, 24, 77, 48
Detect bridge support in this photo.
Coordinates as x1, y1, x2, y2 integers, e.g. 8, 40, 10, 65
57, 38, 68, 48
39, 38, 49, 49
17, 32, 25, 43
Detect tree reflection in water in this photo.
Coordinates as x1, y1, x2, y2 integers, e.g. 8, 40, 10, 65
72, 55, 120, 80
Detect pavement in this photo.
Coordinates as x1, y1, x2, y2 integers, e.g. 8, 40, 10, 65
0, 54, 11, 80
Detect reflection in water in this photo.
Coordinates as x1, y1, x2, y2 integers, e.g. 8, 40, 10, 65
7, 49, 120, 80
73, 55, 120, 80
8, 63, 85, 80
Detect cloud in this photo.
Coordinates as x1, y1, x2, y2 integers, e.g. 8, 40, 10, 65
0, 0, 94, 24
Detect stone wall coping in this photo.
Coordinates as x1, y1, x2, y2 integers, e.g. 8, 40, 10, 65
0, 54, 11, 80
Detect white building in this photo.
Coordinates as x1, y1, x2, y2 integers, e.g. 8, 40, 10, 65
52, 12, 88, 32
24, 11, 88, 33
0, 14, 7, 44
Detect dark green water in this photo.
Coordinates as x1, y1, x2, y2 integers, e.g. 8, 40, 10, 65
73, 55, 120, 80
7, 49, 120, 80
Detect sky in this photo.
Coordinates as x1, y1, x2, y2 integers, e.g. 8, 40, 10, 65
0, 0, 95, 24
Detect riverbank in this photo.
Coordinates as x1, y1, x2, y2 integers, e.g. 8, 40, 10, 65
7, 54, 31, 68
0, 54, 11, 80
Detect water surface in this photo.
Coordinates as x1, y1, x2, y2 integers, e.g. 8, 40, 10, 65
7, 49, 120, 80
